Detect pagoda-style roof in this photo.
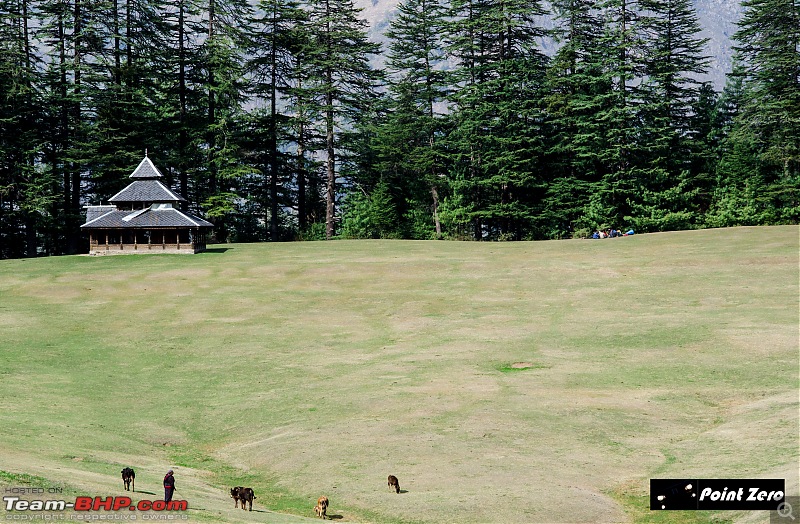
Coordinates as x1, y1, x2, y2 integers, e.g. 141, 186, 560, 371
108, 179, 186, 204
82, 205, 213, 229
108, 156, 186, 204
130, 156, 164, 179
81, 156, 211, 231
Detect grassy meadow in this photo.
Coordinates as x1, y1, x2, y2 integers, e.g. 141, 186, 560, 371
0, 226, 797, 523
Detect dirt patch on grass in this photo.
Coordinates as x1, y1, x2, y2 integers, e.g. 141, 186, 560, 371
496, 361, 549, 372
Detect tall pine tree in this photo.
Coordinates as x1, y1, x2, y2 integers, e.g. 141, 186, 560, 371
443, 0, 550, 239
544, 0, 609, 236
719, 0, 800, 222
303, 0, 382, 239
244, 0, 306, 240
630, 0, 711, 230
371, 0, 450, 238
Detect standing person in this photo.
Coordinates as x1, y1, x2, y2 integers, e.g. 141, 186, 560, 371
163, 469, 176, 502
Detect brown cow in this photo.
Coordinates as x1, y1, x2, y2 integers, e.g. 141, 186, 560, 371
121, 468, 135, 492
388, 475, 400, 494
230, 486, 244, 508
314, 496, 329, 519
239, 487, 256, 511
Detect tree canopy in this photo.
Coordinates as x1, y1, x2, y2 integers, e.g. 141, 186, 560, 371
0, 0, 797, 257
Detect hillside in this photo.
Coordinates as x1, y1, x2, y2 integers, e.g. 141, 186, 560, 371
0, 226, 797, 523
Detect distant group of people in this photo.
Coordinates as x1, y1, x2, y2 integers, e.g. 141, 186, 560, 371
591, 228, 634, 239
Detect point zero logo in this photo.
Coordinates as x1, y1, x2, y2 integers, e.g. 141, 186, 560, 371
651, 479, 786, 511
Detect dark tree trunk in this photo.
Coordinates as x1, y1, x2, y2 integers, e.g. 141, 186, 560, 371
325, 88, 335, 240
207, 0, 217, 197
269, 5, 279, 240
297, 117, 307, 233
323, 0, 335, 240
178, 0, 188, 208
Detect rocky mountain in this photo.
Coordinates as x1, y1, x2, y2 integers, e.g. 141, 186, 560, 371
691, 0, 743, 88
352, 0, 743, 90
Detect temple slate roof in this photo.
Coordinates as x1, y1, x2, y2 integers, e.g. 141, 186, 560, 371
130, 156, 165, 179
86, 205, 117, 223
82, 207, 213, 229
108, 179, 186, 203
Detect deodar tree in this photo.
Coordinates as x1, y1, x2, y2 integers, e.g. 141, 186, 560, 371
303, 0, 382, 239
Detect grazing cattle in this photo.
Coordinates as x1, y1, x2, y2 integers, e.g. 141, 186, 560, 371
121, 468, 135, 492
230, 486, 244, 508
238, 487, 256, 511
314, 496, 329, 519
388, 475, 400, 494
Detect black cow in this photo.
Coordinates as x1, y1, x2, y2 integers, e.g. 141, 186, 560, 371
238, 487, 256, 511
230, 486, 244, 508
121, 468, 135, 492
231, 487, 255, 511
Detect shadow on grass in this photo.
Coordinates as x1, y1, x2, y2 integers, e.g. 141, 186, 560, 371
328, 515, 344, 520
132, 490, 157, 495
202, 248, 230, 254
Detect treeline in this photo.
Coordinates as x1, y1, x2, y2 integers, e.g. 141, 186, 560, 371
0, 0, 798, 256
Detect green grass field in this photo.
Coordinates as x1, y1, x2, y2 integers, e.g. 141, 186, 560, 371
1, 226, 797, 523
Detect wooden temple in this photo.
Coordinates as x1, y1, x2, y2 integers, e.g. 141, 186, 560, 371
81, 156, 213, 254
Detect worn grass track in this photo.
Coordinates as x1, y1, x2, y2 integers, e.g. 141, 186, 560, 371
0, 225, 797, 523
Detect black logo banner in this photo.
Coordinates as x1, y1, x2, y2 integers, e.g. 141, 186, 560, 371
651, 479, 786, 511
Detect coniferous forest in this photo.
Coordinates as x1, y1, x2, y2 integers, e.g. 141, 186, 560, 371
0, 0, 798, 257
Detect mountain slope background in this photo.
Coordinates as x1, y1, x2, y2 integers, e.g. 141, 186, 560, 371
355, 0, 743, 90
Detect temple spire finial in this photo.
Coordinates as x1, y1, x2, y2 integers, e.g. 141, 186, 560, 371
145, 148, 148, 158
